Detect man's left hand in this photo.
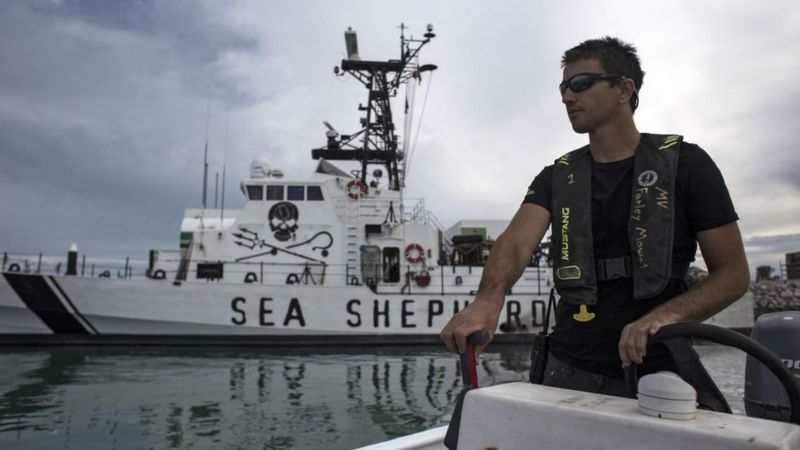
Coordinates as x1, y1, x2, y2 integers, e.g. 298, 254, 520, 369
618, 316, 664, 366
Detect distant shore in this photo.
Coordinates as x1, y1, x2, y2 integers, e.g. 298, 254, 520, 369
752, 279, 800, 316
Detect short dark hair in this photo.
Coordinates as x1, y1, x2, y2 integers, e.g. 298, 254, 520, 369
561, 37, 644, 112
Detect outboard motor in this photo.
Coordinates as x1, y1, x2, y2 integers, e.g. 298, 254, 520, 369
745, 311, 800, 421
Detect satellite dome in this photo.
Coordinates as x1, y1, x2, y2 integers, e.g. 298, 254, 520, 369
250, 157, 271, 178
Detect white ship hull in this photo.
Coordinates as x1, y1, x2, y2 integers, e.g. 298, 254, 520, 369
0, 272, 549, 344
0, 270, 754, 345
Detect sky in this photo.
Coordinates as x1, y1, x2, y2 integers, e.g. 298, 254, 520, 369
1, 0, 799, 276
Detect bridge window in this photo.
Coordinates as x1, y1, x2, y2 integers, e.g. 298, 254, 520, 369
307, 185, 324, 201
246, 185, 263, 200
287, 185, 305, 201
266, 185, 284, 201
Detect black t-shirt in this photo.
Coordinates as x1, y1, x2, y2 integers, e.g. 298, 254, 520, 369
523, 138, 738, 378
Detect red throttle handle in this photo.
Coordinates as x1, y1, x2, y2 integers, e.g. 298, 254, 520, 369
459, 331, 490, 388
446, 330, 491, 450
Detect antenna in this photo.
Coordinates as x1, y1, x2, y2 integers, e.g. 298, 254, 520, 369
323, 121, 338, 134
323, 121, 339, 150
202, 79, 211, 209
202, 142, 209, 208
344, 27, 359, 60
214, 172, 219, 209
220, 108, 230, 226
405, 71, 434, 182
220, 166, 226, 225
311, 24, 437, 192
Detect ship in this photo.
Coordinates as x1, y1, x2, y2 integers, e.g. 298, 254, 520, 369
0, 25, 752, 345
0, 25, 551, 345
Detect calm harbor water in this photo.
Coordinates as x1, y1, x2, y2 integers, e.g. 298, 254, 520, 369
0, 342, 745, 450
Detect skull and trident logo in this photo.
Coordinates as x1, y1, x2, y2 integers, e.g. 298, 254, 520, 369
268, 202, 299, 242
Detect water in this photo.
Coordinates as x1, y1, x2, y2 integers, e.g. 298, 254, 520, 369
0, 342, 745, 450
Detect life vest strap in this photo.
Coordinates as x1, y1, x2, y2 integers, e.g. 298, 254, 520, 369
595, 256, 689, 282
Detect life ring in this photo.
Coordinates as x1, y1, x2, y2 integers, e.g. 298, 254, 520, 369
152, 269, 166, 280
244, 272, 258, 283
404, 243, 425, 264
99, 270, 111, 278
414, 270, 431, 288
346, 179, 368, 199
7, 263, 20, 272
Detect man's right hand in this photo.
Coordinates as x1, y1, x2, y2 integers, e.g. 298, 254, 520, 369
439, 204, 550, 354
440, 299, 502, 354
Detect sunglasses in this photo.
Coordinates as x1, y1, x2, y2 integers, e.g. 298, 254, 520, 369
559, 73, 624, 95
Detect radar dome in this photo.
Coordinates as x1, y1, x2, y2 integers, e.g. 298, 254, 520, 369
250, 157, 271, 178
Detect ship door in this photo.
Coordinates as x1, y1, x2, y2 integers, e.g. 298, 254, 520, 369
382, 247, 400, 283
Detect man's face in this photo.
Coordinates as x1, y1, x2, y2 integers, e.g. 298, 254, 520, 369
561, 58, 624, 134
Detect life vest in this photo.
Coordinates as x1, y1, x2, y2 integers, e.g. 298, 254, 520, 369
551, 133, 682, 305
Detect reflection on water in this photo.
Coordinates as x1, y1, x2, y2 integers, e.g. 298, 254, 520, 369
695, 340, 746, 414
0, 343, 743, 449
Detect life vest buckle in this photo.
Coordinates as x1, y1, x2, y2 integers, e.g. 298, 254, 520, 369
595, 256, 632, 281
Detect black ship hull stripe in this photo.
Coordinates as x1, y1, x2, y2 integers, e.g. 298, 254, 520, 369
3, 273, 90, 334
48, 276, 99, 335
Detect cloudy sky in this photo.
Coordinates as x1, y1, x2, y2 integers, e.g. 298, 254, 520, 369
1, 0, 798, 275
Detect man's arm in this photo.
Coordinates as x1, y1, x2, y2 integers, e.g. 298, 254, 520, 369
440, 203, 551, 353
618, 221, 750, 365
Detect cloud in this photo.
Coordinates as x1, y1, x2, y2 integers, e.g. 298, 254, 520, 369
1, 0, 799, 263
743, 234, 800, 274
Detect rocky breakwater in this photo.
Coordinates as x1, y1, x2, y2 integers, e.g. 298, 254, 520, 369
752, 279, 800, 316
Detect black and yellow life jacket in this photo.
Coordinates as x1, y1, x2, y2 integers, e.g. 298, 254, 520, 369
551, 133, 685, 305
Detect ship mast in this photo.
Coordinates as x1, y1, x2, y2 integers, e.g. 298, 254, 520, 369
311, 24, 437, 191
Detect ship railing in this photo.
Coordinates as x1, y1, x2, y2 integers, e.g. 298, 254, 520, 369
401, 197, 444, 229
332, 196, 442, 228
1, 251, 147, 279
405, 197, 427, 224
355, 263, 550, 296
170, 259, 332, 286
2, 251, 551, 295
0, 251, 335, 285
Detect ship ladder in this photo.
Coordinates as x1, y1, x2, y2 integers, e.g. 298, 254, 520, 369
345, 225, 359, 285
175, 237, 194, 282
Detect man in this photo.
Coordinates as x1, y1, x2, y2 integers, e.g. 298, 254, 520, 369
440, 37, 749, 396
